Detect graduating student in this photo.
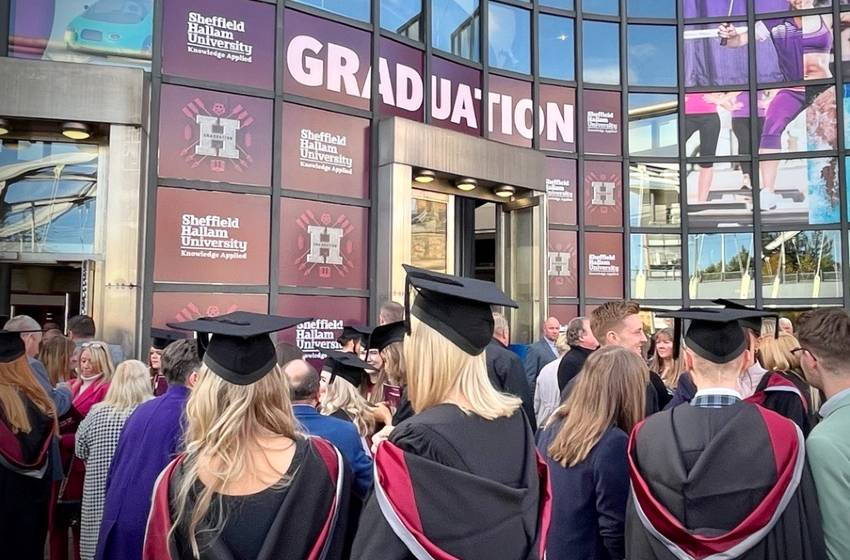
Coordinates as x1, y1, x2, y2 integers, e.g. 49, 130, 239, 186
626, 308, 825, 560
337, 325, 372, 355
148, 328, 187, 397
143, 312, 350, 560
352, 265, 550, 560
321, 349, 378, 440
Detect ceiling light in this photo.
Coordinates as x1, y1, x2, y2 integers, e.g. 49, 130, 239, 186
494, 185, 516, 198
62, 122, 91, 140
414, 169, 436, 183
0, 118, 8, 136
456, 178, 477, 191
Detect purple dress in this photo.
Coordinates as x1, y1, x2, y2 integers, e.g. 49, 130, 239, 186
94, 385, 190, 560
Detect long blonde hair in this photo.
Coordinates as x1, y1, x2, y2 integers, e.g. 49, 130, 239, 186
405, 316, 521, 418
322, 375, 376, 437
548, 346, 647, 467
80, 342, 115, 381
172, 364, 298, 557
759, 333, 801, 373
100, 360, 152, 411
381, 341, 406, 386
0, 357, 56, 433
41, 335, 75, 385
649, 328, 687, 389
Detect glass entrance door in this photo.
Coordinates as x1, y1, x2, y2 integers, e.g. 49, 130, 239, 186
410, 189, 455, 274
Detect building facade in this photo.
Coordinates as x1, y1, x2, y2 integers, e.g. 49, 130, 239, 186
0, 0, 848, 357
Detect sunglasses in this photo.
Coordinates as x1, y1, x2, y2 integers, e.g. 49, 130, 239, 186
82, 341, 108, 350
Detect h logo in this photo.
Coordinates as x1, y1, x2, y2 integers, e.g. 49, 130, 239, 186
195, 115, 240, 159
548, 251, 572, 277
591, 181, 616, 206
306, 225, 344, 265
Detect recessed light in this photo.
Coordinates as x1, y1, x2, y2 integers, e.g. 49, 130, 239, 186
456, 178, 477, 191
62, 122, 91, 140
414, 169, 436, 183
494, 185, 516, 198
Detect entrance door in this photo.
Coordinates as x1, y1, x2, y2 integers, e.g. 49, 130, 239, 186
0, 263, 82, 329
410, 189, 455, 274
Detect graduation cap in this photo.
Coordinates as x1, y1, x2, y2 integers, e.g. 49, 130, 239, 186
656, 308, 779, 364
712, 299, 780, 336
403, 264, 518, 356
338, 324, 373, 345
0, 330, 33, 363
367, 321, 406, 353
168, 311, 308, 386
150, 327, 190, 351
322, 348, 370, 388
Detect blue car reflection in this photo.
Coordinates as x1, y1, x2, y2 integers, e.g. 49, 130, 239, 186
64, 0, 153, 59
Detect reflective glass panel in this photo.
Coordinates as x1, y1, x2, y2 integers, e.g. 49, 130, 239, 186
488, 2, 530, 74
683, 22, 749, 88
432, 0, 480, 61
538, 14, 575, 81
540, 0, 573, 9
628, 24, 677, 86
628, 0, 675, 18
629, 93, 678, 157
762, 230, 843, 299
759, 157, 839, 226
292, 0, 370, 22
688, 233, 756, 300
583, 20, 620, 85
381, 0, 422, 40
629, 163, 681, 227
583, 0, 618, 16
755, 15, 834, 84
630, 234, 682, 300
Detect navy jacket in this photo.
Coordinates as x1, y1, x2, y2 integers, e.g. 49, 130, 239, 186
538, 422, 629, 560
293, 404, 373, 499
485, 339, 537, 432
523, 339, 558, 389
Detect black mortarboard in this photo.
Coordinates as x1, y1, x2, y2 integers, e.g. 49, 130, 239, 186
367, 321, 406, 353
322, 348, 370, 388
656, 308, 779, 364
168, 311, 308, 385
338, 324, 373, 344
712, 299, 780, 336
403, 264, 518, 356
150, 327, 189, 350
0, 330, 30, 363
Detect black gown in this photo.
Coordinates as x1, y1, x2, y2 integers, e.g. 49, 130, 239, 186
625, 401, 826, 559
351, 403, 549, 560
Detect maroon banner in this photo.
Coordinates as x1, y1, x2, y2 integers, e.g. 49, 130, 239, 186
151, 292, 269, 328
430, 56, 482, 136
584, 232, 624, 299
548, 230, 578, 298
279, 199, 368, 290
281, 103, 369, 198
538, 84, 576, 152
546, 157, 577, 226
161, 0, 275, 90
379, 37, 425, 121
283, 9, 371, 110
277, 294, 368, 368
583, 90, 622, 156
158, 84, 273, 187
488, 74, 533, 148
583, 161, 623, 227
154, 187, 270, 285
548, 304, 578, 325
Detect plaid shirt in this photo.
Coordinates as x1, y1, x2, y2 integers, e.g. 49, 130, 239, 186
691, 391, 741, 409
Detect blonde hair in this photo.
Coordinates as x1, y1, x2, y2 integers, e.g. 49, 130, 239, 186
381, 341, 406, 386
322, 375, 376, 437
649, 328, 687, 389
548, 346, 647, 467
0, 357, 56, 433
555, 332, 569, 356
100, 360, 152, 411
405, 317, 521, 419
758, 333, 801, 373
41, 335, 75, 385
80, 342, 115, 381
172, 364, 298, 557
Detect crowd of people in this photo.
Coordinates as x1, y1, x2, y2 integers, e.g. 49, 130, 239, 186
1, 267, 849, 560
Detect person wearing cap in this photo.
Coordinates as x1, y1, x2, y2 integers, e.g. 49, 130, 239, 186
625, 308, 826, 559
96, 339, 200, 560
486, 312, 536, 432
337, 324, 372, 355
362, 321, 406, 410
0, 330, 58, 559
148, 328, 188, 397
320, 349, 378, 442
143, 312, 350, 560
351, 266, 550, 560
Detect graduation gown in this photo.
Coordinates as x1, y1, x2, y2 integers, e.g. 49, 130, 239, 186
351, 403, 551, 560
0, 398, 56, 560
143, 436, 350, 560
625, 401, 826, 559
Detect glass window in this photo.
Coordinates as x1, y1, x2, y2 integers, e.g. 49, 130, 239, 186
756, 15, 834, 84
757, 86, 837, 153
684, 0, 746, 18
583, 21, 620, 85
630, 234, 682, 300
540, 0, 573, 9
629, 93, 678, 157
0, 140, 98, 254
583, 0, 619, 16
9, 0, 153, 70
538, 14, 575, 81
762, 230, 843, 299
292, 0, 370, 22
432, 0, 480, 61
684, 23, 749, 88
760, 157, 839, 226
685, 161, 753, 228
411, 192, 450, 273
844, 85, 850, 148
628, 25, 677, 86
584, 161, 623, 227
684, 91, 751, 158
488, 2, 530, 74
629, 163, 680, 227
757, 0, 832, 15
688, 233, 756, 300
628, 0, 675, 18
381, 0, 422, 40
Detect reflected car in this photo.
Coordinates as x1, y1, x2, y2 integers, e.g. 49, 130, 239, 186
64, 0, 153, 60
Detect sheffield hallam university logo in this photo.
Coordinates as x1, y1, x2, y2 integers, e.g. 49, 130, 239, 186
295, 210, 356, 279
181, 97, 256, 174
548, 251, 572, 278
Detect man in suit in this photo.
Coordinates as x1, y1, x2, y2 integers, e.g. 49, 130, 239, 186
523, 316, 560, 391
284, 359, 373, 500
797, 308, 850, 560
485, 313, 536, 432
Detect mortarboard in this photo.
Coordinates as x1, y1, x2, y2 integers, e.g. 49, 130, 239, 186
338, 324, 373, 344
712, 299, 780, 336
0, 330, 38, 363
322, 348, 370, 388
150, 327, 190, 350
367, 321, 406, 353
403, 264, 518, 356
168, 311, 308, 385
656, 308, 779, 364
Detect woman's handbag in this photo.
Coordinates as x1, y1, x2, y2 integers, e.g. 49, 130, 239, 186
54, 456, 82, 529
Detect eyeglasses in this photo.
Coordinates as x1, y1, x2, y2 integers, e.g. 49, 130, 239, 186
790, 347, 816, 361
